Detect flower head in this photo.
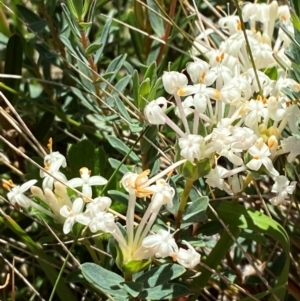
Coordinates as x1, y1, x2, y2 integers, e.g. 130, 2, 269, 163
60, 197, 85, 234
179, 134, 204, 162
67, 167, 107, 199
176, 240, 201, 269
270, 175, 296, 206
6, 179, 37, 208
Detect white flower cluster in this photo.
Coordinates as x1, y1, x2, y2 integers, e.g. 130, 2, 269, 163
4, 140, 200, 270
144, 1, 298, 205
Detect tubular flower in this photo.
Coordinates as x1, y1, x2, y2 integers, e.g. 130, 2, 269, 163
270, 175, 297, 206
162, 71, 188, 94
246, 139, 279, 176
176, 240, 201, 269
6, 179, 37, 208
144, 97, 168, 125
67, 167, 107, 199
179, 134, 204, 163
60, 197, 85, 234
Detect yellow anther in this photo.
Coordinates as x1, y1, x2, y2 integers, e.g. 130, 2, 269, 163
47, 137, 53, 150
199, 72, 206, 84
2, 179, 14, 191
237, 21, 242, 31
214, 90, 221, 100
80, 167, 91, 176
44, 162, 51, 170
177, 88, 185, 96
253, 155, 260, 160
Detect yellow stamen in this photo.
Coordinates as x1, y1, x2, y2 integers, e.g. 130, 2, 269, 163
44, 162, 51, 170
80, 167, 91, 176
268, 140, 275, 148
167, 169, 174, 178
253, 155, 260, 160
294, 99, 298, 105
237, 21, 242, 31
177, 88, 185, 96
47, 137, 53, 150
3, 179, 14, 191
199, 72, 206, 84
214, 90, 221, 100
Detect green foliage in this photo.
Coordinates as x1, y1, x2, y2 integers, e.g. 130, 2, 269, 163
81, 262, 189, 300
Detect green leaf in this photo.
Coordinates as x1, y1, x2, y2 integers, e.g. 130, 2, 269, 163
181, 196, 209, 228
122, 259, 151, 274
66, 0, 83, 20
61, 3, 81, 37
191, 225, 241, 290
291, 1, 300, 22
146, 0, 165, 37
67, 139, 104, 178
144, 61, 157, 84
81, 263, 128, 298
127, 11, 143, 62
139, 283, 190, 300
138, 78, 151, 110
78, 21, 92, 30
94, 17, 112, 63
17, 5, 47, 33
208, 201, 290, 301
3, 33, 23, 105
135, 263, 186, 288
180, 157, 212, 181
34, 111, 55, 142
85, 42, 102, 55
82, 0, 93, 19
148, 77, 162, 102
133, 69, 139, 106
107, 136, 140, 162
122, 281, 143, 297
108, 158, 130, 174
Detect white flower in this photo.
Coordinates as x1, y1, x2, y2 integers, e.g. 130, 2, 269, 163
286, 103, 300, 134
120, 170, 151, 197
44, 138, 67, 167
179, 134, 204, 162
44, 151, 67, 168
270, 175, 297, 206
67, 167, 107, 198
60, 197, 85, 234
142, 227, 178, 258
246, 139, 279, 176
176, 240, 200, 269
40, 160, 68, 191
205, 166, 228, 190
144, 97, 168, 125
186, 60, 210, 83
218, 15, 240, 35
162, 71, 188, 94
244, 99, 265, 128
148, 179, 175, 212
281, 136, 300, 162
7, 180, 37, 208
77, 210, 114, 233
